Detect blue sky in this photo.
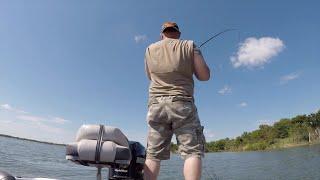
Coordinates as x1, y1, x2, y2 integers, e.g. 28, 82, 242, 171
0, 0, 319, 144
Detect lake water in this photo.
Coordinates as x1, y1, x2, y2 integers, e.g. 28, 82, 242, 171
1, 136, 320, 180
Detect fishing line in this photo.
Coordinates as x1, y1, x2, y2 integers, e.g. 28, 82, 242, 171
203, 164, 219, 180
197, 28, 239, 74
199, 29, 238, 48
196, 29, 239, 179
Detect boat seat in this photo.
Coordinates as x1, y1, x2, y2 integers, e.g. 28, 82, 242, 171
66, 125, 132, 167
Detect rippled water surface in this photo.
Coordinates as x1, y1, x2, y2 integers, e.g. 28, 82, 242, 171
1, 136, 320, 180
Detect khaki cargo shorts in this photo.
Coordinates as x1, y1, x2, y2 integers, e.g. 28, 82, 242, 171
146, 96, 206, 161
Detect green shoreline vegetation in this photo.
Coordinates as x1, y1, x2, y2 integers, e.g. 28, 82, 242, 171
1, 110, 319, 152
171, 110, 320, 152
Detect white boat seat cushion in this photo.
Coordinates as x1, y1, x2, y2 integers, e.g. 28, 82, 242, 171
66, 125, 131, 166
76, 125, 129, 147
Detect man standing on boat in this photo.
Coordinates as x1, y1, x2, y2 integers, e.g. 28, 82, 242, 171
144, 22, 210, 180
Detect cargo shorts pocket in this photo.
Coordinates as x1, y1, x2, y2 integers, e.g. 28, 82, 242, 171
196, 126, 206, 152
172, 101, 194, 120
146, 103, 163, 123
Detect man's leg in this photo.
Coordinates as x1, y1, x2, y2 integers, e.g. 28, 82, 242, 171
144, 159, 161, 180
171, 100, 205, 180
184, 156, 202, 180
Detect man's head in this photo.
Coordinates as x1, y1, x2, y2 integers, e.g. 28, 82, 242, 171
161, 22, 181, 39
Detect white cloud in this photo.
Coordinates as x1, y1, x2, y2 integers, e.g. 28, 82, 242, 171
1, 104, 13, 111
134, 34, 147, 43
218, 85, 232, 95
0, 104, 27, 113
0, 102, 74, 143
51, 117, 69, 124
0, 119, 71, 143
1, 103, 70, 124
16, 115, 44, 122
239, 102, 248, 107
280, 72, 300, 84
34, 122, 64, 134
231, 37, 284, 68
0, 119, 13, 123
17, 115, 70, 125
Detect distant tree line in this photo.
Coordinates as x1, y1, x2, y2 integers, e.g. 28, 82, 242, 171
171, 110, 320, 152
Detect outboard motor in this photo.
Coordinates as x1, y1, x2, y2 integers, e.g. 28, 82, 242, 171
66, 125, 145, 180
0, 170, 15, 180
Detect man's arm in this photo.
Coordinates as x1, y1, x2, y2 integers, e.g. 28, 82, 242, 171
193, 46, 210, 81
145, 59, 151, 80
145, 48, 151, 80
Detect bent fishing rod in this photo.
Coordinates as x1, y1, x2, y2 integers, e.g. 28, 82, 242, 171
198, 28, 237, 48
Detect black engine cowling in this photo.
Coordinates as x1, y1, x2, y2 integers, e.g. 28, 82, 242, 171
109, 141, 145, 180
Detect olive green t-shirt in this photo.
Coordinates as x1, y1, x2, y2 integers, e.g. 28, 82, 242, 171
145, 38, 195, 100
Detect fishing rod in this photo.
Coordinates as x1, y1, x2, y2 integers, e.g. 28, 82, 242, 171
199, 28, 237, 48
